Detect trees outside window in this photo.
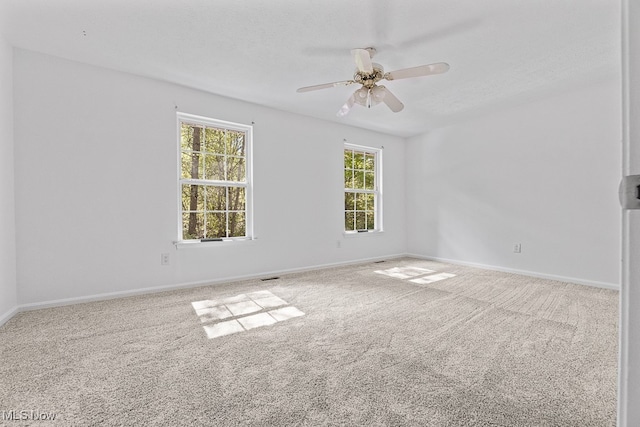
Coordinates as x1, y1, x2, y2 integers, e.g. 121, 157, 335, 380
344, 144, 382, 232
178, 113, 252, 241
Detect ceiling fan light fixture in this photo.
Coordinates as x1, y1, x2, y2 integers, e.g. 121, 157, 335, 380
354, 87, 369, 106
371, 86, 386, 102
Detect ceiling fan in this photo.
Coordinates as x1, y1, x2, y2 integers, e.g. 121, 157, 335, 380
296, 47, 449, 117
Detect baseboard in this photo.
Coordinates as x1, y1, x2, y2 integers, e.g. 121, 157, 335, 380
17, 252, 614, 313
0, 305, 19, 328
18, 253, 407, 312
405, 253, 620, 291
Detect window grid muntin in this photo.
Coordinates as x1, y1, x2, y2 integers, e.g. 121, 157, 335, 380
181, 181, 247, 239
178, 114, 251, 241
344, 145, 380, 232
344, 189, 377, 231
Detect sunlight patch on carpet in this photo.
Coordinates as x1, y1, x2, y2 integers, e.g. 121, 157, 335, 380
375, 266, 456, 286
374, 266, 434, 279
410, 272, 457, 285
192, 290, 304, 339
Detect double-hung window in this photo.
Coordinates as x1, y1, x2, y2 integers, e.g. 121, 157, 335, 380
344, 143, 382, 233
178, 113, 252, 242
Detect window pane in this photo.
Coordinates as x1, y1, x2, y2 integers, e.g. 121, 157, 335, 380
366, 212, 375, 230
203, 127, 225, 154
344, 192, 355, 210
344, 150, 353, 169
227, 156, 246, 182
182, 184, 204, 211
365, 153, 375, 171
180, 123, 192, 150
366, 193, 375, 211
181, 184, 189, 210
355, 193, 367, 210
181, 123, 204, 151
191, 124, 204, 152
356, 211, 366, 230
226, 131, 245, 156
204, 154, 225, 181
365, 172, 375, 190
228, 212, 246, 237
344, 169, 354, 188
354, 171, 365, 190
181, 151, 201, 180
228, 187, 246, 211
181, 152, 193, 179
205, 186, 226, 211
345, 211, 355, 231
183, 212, 204, 240
206, 212, 227, 238
354, 151, 364, 169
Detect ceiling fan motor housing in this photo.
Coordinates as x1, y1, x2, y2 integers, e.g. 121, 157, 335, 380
354, 63, 385, 88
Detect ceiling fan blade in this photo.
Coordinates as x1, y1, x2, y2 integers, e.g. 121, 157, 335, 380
378, 86, 404, 113
296, 80, 355, 93
385, 62, 450, 80
337, 93, 356, 117
351, 48, 374, 74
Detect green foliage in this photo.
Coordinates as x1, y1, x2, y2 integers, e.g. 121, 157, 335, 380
180, 122, 248, 239
202, 154, 224, 181
206, 212, 226, 238
365, 153, 375, 170
344, 149, 375, 191
345, 211, 355, 231
365, 172, 374, 190
344, 147, 377, 231
354, 151, 364, 169
344, 150, 353, 169
344, 192, 354, 210
344, 191, 375, 231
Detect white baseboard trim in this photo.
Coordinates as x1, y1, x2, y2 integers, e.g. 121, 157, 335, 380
405, 253, 620, 291
0, 306, 19, 328
13, 252, 616, 314
17, 253, 406, 312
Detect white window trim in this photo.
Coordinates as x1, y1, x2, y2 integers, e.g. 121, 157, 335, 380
343, 142, 383, 235
175, 112, 254, 246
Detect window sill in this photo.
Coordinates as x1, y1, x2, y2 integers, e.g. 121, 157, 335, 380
342, 230, 384, 238
174, 237, 256, 249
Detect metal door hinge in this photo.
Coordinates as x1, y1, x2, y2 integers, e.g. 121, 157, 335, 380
620, 175, 640, 209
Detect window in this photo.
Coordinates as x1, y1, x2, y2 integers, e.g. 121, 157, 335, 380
178, 113, 252, 241
344, 143, 382, 232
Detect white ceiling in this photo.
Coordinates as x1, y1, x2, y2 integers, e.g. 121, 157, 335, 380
0, 0, 621, 137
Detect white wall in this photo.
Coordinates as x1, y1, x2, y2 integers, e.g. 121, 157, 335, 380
13, 49, 406, 306
406, 78, 621, 287
9, 48, 622, 305
0, 33, 17, 324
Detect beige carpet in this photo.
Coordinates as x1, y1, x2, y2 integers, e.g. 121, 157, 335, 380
0, 258, 618, 426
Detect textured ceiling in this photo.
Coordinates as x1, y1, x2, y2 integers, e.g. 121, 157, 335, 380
0, 0, 621, 137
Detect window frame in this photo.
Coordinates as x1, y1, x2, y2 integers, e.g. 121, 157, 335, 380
343, 143, 383, 234
176, 112, 253, 244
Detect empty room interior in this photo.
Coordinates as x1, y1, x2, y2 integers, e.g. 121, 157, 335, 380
1, 1, 638, 426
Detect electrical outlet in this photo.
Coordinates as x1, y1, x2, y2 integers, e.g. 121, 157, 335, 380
513, 243, 522, 253
161, 253, 170, 265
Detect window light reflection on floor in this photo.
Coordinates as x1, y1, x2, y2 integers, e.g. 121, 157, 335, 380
192, 290, 304, 339
374, 266, 434, 279
375, 266, 456, 286
410, 272, 456, 285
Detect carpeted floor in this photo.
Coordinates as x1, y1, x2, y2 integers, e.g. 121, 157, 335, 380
0, 258, 618, 426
